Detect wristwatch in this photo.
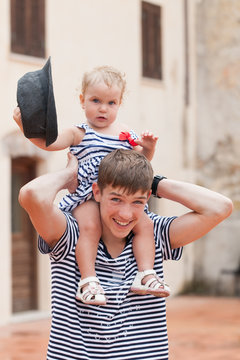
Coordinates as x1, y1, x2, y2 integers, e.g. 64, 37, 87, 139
151, 175, 167, 198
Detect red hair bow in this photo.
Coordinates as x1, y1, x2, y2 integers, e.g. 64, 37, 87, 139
119, 131, 138, 147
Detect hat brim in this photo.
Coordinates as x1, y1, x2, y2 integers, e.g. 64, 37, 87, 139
44, 58, 58, 146
17, 57, 58, 147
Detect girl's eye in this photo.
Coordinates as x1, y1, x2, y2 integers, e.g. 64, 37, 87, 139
109, 101, 116, 105
93, 98, 99, 103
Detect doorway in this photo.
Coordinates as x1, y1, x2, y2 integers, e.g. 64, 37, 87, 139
11, 157, 37, 313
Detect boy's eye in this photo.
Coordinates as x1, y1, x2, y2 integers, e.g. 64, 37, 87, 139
111, 197, 120, 202
134, 200, 144, 205
92, 98, 99, 103
109, 101, 116, 105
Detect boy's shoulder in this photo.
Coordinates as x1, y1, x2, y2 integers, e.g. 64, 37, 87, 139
147, 210, 177, 231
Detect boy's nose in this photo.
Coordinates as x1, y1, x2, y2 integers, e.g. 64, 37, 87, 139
118, 205, 132, 220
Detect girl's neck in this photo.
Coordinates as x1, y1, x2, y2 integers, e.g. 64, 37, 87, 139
86, 121, 125, 136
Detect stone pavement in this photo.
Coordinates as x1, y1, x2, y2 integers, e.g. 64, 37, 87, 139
0, 296, 239, 359
167, 296, 240, 360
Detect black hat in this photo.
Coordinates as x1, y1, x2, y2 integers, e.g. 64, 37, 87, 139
17, 57, 58, 146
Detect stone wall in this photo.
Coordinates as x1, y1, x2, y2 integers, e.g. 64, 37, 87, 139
194, 0, 240, 295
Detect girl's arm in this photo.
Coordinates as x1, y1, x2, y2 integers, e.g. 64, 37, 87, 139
134, 131, 158, 161
13, 107, 85, 151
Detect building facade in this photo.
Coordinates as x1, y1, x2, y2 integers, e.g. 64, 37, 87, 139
0, 0, 238, 326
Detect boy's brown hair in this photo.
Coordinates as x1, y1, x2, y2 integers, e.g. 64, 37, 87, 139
98, 149, 153, 194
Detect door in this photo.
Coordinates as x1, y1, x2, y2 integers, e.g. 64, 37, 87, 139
11, 157, 37, 313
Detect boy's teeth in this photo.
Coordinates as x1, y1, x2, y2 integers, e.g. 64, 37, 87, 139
115, 219, 129, 226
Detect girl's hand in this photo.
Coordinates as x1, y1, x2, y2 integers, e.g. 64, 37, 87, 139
13, 106, 50, 149
134, 130, 158, 160
13, 107, 24, 132
135, 130, 158, 150
13, 105, 84, 151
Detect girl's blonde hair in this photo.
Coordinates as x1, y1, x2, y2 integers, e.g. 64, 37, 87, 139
82, 66, 126, 101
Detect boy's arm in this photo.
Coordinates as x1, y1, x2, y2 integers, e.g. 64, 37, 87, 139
155, 178, 233, 249
13, 107, 84, 151
18, 153, 78, 249
134, 131, 158, 161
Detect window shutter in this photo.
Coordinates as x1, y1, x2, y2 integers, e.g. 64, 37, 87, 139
29, 0, 45, 57
11, 0, 27, 55
142, 1, 162, 80
11, 0, 45, 58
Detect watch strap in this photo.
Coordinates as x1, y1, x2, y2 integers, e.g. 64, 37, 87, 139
151, 175, 167, 198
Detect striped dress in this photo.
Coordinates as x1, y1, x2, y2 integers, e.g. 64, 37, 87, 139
59, 123, 137, 212
39, 211, 182, 360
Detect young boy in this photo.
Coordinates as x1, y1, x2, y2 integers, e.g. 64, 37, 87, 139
17, 147, 232, 360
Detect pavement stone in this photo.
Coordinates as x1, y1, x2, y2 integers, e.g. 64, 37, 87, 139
167, 296, 240, 360
0, 296, 239, 359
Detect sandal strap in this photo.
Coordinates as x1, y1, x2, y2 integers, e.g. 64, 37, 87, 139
145, 276, 166, 290
145, 277, 159, 289
81, 285, 104, 299
141, 269, 157, 277
76, 276, 107, 305
79, 276, 100, 288
82, 289, 94, 302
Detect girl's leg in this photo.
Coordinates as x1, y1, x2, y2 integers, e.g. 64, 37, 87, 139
73, 200, 106, 305
131, 212, 170, 297
73, 199, 101, 279
132, 212, 155, 272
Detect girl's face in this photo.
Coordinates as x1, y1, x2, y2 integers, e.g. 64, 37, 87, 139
80, 82, 122, 130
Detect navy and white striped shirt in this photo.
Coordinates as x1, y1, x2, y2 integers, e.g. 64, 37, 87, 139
39, 210, 182, 360
59, 123, 137, 212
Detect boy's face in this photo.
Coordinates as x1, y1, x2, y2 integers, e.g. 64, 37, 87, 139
92, 183, 151, 242
80, 82, 122, 130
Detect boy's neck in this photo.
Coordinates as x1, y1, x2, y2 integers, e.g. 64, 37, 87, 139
101, 232, 127, 259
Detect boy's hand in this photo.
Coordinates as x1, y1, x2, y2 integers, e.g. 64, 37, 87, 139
13, 107, 24, 132
134, 130, 158, 160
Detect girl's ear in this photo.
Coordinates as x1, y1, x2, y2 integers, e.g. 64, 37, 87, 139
79, 94, 85, 108
92, 182, 101, 202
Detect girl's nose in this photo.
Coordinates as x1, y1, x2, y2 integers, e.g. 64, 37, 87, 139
99, 103, 107, 112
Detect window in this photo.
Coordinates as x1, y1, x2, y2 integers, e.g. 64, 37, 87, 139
142, 1, 162, 80
11, 0, 45, 58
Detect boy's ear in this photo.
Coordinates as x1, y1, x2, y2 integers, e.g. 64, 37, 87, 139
147, 190, 152, 201
79, 94, 85, 108
92, 182, 101, 202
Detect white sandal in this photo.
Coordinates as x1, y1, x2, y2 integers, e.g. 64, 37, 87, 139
76, 276, 107, 305
130, 269, 170, 297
